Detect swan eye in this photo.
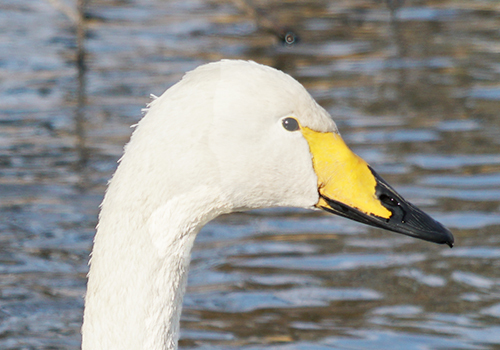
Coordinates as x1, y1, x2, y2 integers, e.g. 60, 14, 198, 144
282, 117, 300, 132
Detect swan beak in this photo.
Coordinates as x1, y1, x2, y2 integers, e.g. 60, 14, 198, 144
301, 127, 454, 248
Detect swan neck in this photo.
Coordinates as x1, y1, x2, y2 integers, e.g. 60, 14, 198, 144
82, 186, 228, 350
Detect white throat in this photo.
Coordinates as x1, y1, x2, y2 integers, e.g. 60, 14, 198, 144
82, 185, 229, 350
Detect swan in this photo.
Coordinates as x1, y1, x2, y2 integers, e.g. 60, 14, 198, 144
81, 60, 453, 350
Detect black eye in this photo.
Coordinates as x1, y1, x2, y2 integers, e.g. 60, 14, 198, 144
282, 117, 300, 132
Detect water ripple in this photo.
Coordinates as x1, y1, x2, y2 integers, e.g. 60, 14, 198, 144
235, 253, 426, 271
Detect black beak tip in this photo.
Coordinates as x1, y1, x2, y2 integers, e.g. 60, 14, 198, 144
369, 167, 455, 249
429, 225, 454, 248
389, 210, 455, 248
443, 228, 454, 248
405, 210, 455, 248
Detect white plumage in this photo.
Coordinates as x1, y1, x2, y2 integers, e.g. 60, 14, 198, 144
81, 60, 453, 350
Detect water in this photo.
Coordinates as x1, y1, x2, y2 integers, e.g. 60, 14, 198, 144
1, 0, 500, 349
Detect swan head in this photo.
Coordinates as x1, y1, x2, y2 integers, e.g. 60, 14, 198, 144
127, 60, 453, 247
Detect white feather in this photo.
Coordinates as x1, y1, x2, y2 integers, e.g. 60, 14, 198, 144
82, 60, 338, 350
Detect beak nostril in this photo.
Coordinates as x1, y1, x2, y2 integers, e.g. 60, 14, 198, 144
379, 193, 399, 207
379, 192, 408, 224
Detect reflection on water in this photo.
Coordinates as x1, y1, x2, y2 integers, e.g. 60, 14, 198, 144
1, 0, 500, 349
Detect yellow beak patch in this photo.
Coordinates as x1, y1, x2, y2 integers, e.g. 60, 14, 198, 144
301, 127, 392, 219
